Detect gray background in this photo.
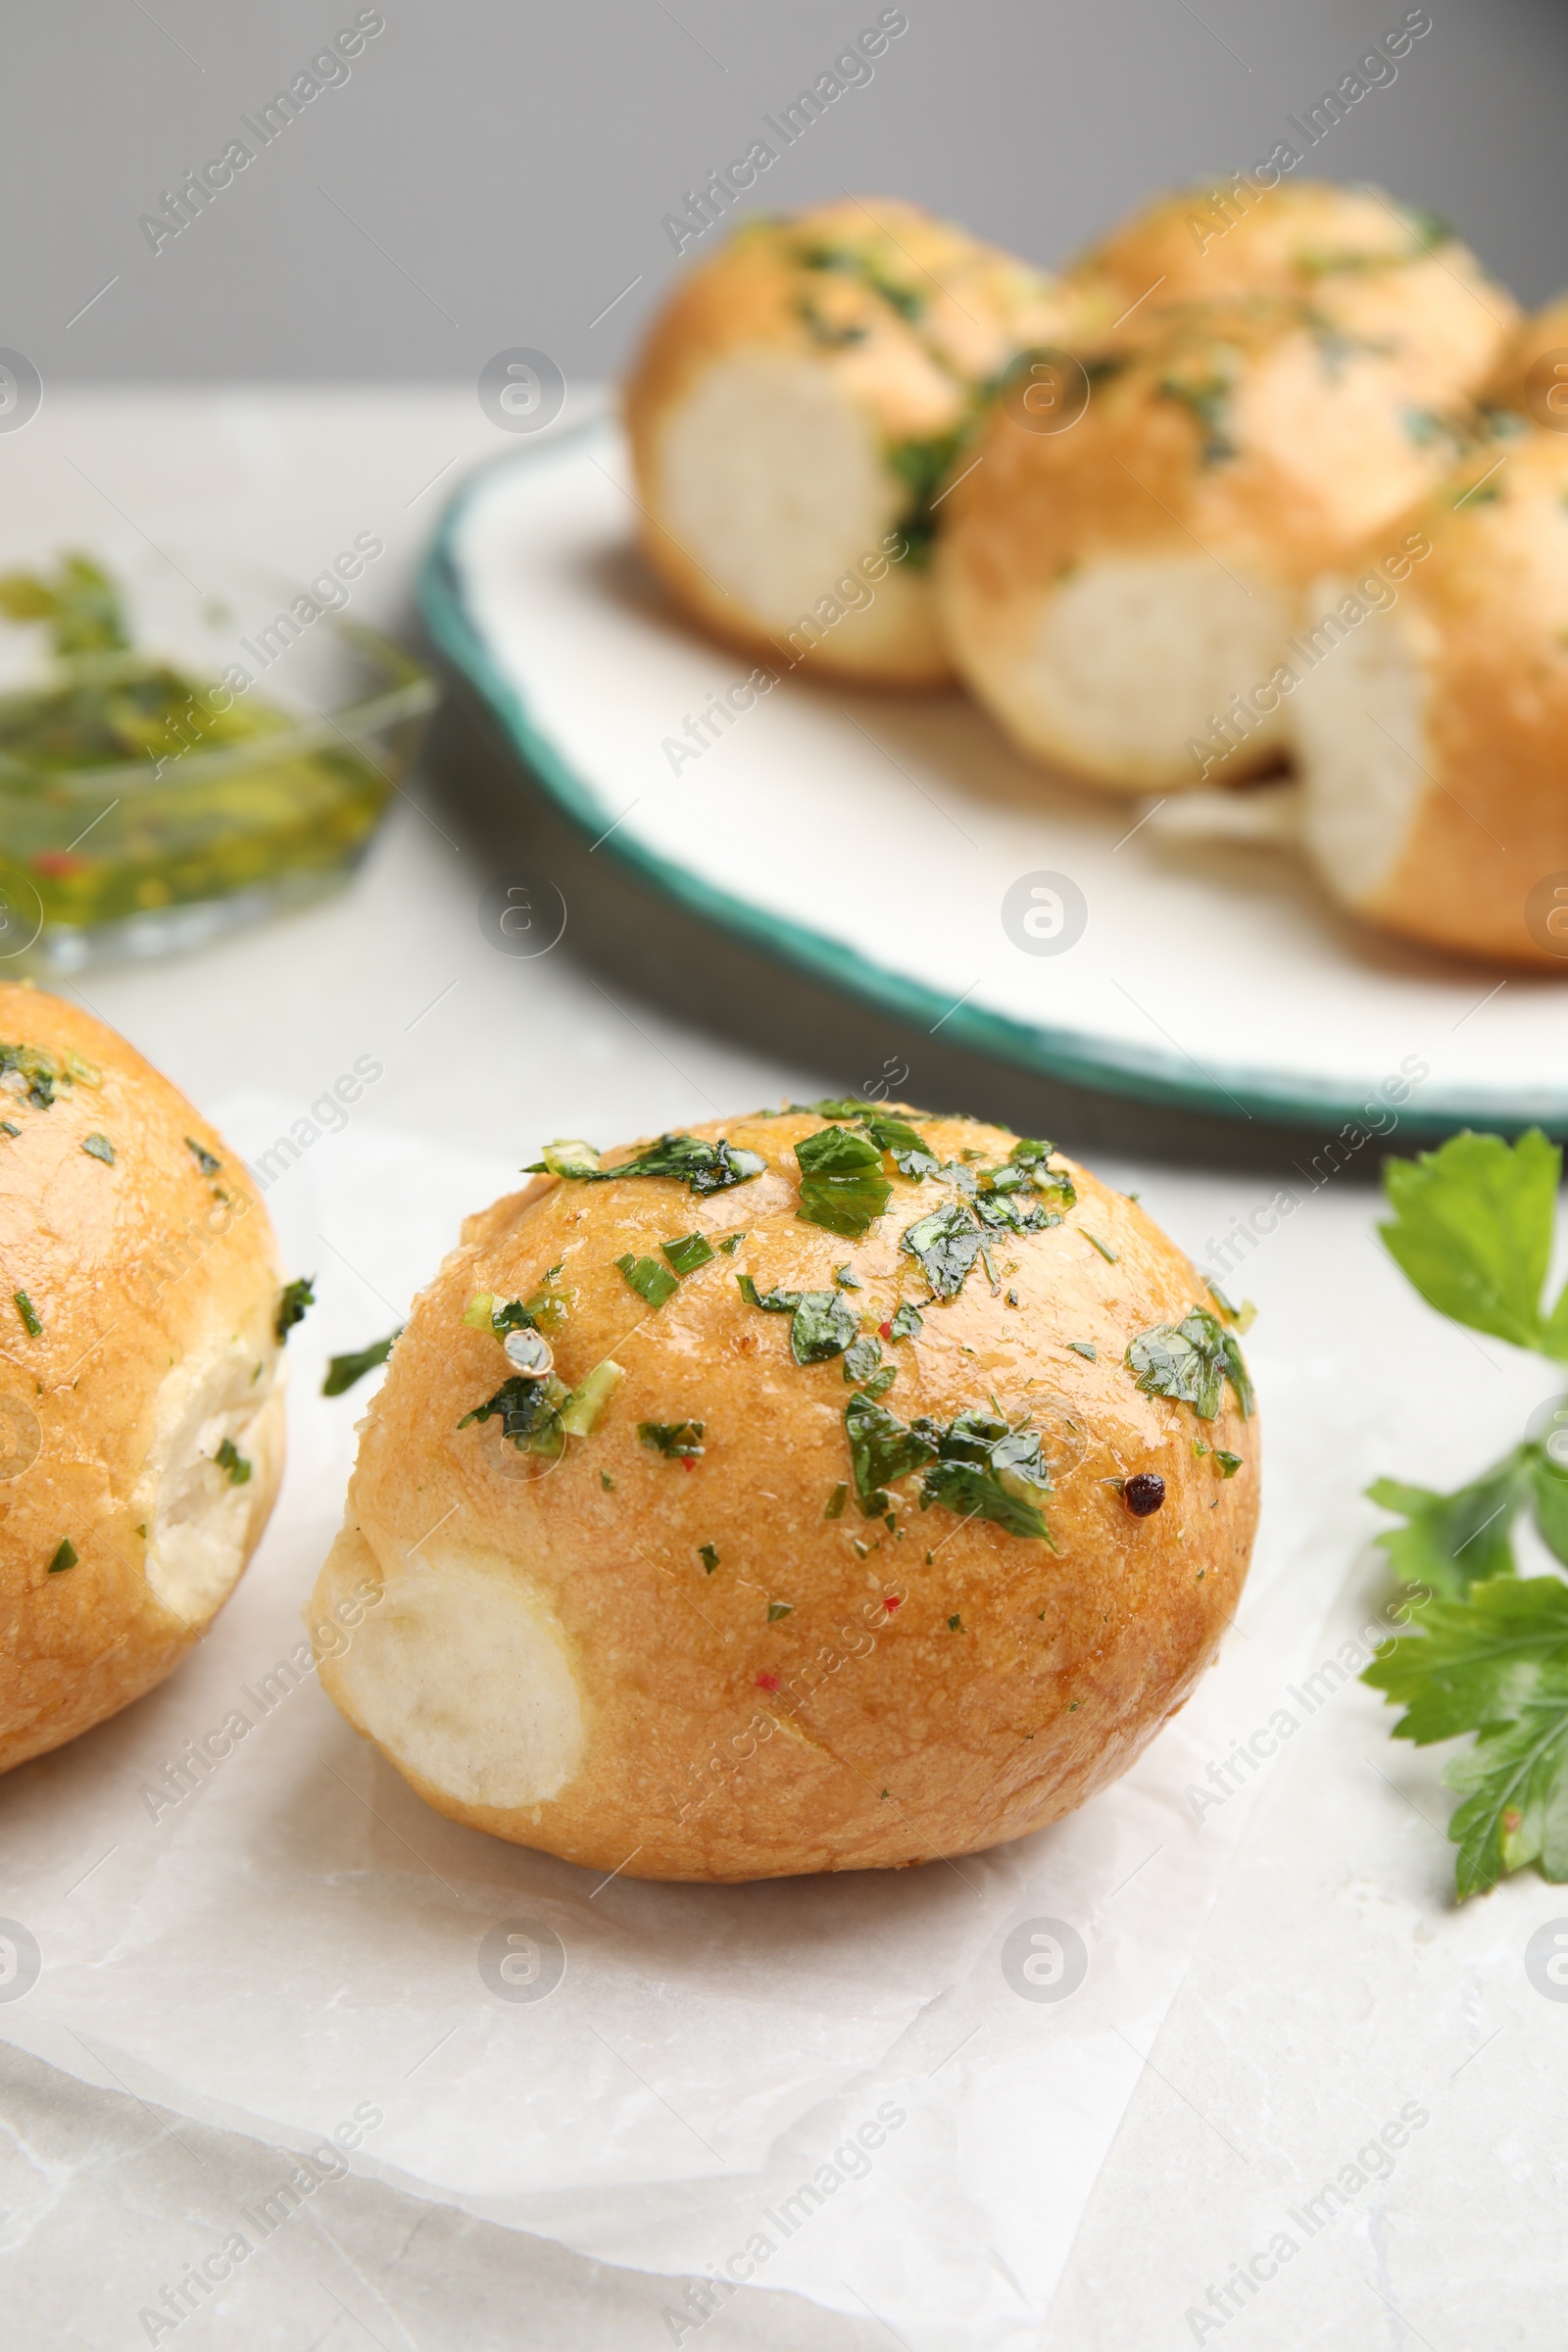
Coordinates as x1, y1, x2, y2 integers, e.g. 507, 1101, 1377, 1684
9, 0, 1565, 391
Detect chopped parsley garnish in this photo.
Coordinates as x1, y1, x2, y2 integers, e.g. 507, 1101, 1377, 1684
12, 1290, 40, 1338
919, 1409, 1053, 1542
215, 1437, 252, 1486
461, 1373, 564, 1456
0, 1122, 17, 1139
858, 1365, 898, 1401
616, 1252, 679, 1309
1155, 369, 1237, 466
465, 1268, 570, 1338
844, 1335, 883, 1384
1083, 1231, 1119, 1263
885, 428, 966, 564
846, 1391, 938, 1517
901, 1199, 985, 1300
560, 1357, 623, 1436
948, 1615, 963, 1633
1126, 1307, 1252, 1421
795, 1125, 892, 1236
274, 1276, 315, 1342
834, 1263, 861, 1290
718, 1235, 744, 1254
639, 1419, 706, 1459
766, 1599, 794, 1622
888, 1300, 923, 1341
737, 1276, 858, 1363
662, 1232, 715, 1277
1214, 1450, 1243, 1477
0, 1043, 96, 1110
529, 1133, 765, 1196
185, 1136, 221, 1177
601, 1470, 615, 1491
699, 1543, 720, 1573
80, 1133, 114, 1165
46, 1539, 77, 1574
824, 1482, 848, 1519
1204, 1280, 1256, 1333
323, 1329, 402, 1397
1066, 1341, 1096, 1361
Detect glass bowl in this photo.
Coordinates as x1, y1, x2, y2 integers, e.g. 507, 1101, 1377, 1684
0, 544, 439, 971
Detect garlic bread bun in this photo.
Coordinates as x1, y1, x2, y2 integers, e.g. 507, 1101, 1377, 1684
623, 200, 1078, 687
1292, 425, 1568, 966
0, 986, 286, 1774
1075, 180, 1513, 403
936, 296, 1477, 792
309, 1104, 1257, 1882
1483, 296, 1568, 427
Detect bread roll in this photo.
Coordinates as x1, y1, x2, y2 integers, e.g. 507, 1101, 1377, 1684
623, 199, 1077, 687
1292, 422, 1568, 965
309, 1105, 1258, 1881
0, 986, 287, 1773
1484, 296, 1568, 428
1075, 178, 1513, 401
936, 296, 1480, 792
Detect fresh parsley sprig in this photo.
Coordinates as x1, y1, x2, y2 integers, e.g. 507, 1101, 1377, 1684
1364, 1129, 1568, 1896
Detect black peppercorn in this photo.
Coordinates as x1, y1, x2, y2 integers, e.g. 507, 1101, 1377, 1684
1123, 1472, 1166, 1517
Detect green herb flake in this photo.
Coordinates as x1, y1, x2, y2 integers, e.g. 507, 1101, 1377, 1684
46, 1539, 77, 1575
601, 1470, 615, 1491
1214, 1450, 1243, 1478
834, 1263, 862, 1290
824, 1481, 849, 1519
888, 1299, 923, 1341
0, 1122, 17, 1139
859, 1365, 898, 1401
795, 1125, 892, 1237
215, 1437, 252, 1486
1066, 1340, 1097, 1361
80, 1133, 114, 1165
948, 1614, 963, 1633
638, 1419, 706, 1460
616, 1252, 680, 1309
185, 1136, 221, 1177
718, 1235, 745, 1254
699, 1543, 720, 1574
1204, 1280, 1257, 1334
462, 1373, 565, 1456
843, 1335, 883, 1384
323, 1329, 402, 1397
1126, 1307, 1253, 1422
766, 1598, 793, 1622
560, 1357, 623, 1437
1083, 1231, 1119, 1263
902, 1200, 984, 1300
12, 1290, 40, 1338
738, 1276, 858, 1364
918, 1409, 1054, 1542
662, 1231, 715, 1278
846, 1391, 939, 1516
274, 1276, 316, 1343
530, 1133, 764, 1196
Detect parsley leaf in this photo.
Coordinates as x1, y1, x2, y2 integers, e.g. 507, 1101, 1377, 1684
737, 1276, 857, 1363
662, 1232, 715, 1277
46, 1539, 77, 1574
919, 1410, 1053, 1542
1365, 1576, 1568, 1896
901, 1199, 984, 1300
461, 1374, 564, 1455
529, 1133, 765, 1196
274, 1276, 315, 1343
1380, 1129, 1567, 1354
795, 1125, 892, 1236
845, 1392, 937, 1516
843, 1335, 882, 1384
215, 1437, 252, 1486
184, 1135, 221, 1177
12, 1290, 40, 1338
888, 1300, 923, 1340
1367, 1446, 1536, 1598
324, 1330, 402, 1397
616, 1253, 679, 1309
639, 1419, 706, 1459
1126, 1307, 1253, 1421
80, 1133, 114, 1165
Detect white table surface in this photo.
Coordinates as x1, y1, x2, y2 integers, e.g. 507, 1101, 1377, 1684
1, 394, 1561, 2352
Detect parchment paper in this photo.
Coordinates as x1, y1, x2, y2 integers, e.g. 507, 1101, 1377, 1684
0, 1101, 1405, 2348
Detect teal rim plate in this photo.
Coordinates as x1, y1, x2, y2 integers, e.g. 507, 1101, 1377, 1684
418, 420, 1568, 1137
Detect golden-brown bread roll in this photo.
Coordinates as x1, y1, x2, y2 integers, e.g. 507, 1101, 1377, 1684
0, 986, 287, 1773
623, 199, 1078, 687
1074, 178, 1514, 402
1291, 421, 1568, 966
309, 1104, 1258, 1881
1483, 295, 1568, 428
936, 295, 1484, 793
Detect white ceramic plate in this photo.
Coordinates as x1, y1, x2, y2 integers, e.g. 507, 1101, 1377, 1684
419, 421, 1568, 1133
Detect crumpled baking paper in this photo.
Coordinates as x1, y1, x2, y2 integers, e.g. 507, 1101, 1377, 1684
0, 1100, 1387, 2349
